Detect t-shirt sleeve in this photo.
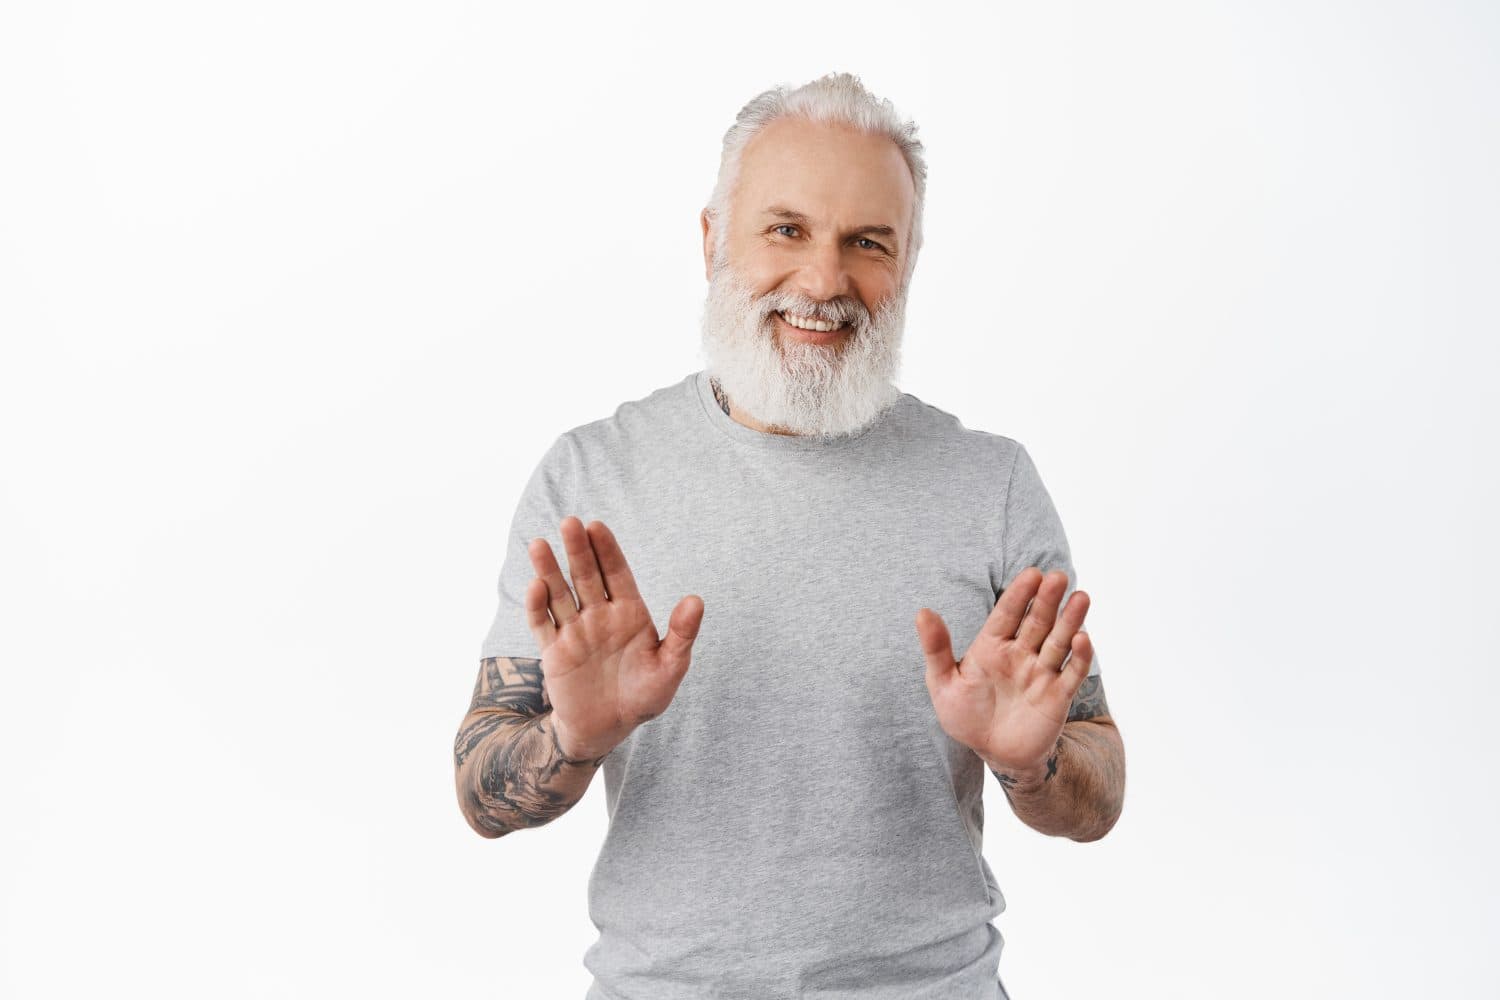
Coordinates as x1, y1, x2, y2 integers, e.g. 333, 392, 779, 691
478, 433, 577, 661
1000, 441, 1102, 680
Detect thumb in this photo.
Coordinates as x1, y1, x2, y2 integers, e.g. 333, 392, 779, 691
915, 607, 958, 691
657, 595, 705, 674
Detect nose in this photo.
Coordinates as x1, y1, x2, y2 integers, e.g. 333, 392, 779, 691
791, 239, 852, 303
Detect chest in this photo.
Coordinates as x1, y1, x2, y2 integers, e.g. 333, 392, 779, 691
583, 461, 1001, 742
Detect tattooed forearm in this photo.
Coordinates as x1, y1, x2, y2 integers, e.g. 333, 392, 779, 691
453, 711, 511, 768
1066, 674, 1110, 723
461, 713, 603, 836
468, 655, 550, 716
990, 731, 1062, 791
989, 719, 1125, 842
989, 734, 1063, 791
454, 657, 605, 839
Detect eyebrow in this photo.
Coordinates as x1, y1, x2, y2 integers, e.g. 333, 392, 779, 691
761, 205, 901, 248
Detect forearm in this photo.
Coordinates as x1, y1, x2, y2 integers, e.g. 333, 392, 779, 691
987, 721, 1125, 842
453, 709, 606, 839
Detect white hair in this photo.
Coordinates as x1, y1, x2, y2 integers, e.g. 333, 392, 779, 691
700, 258, 906, 437
703, 71, 928, 288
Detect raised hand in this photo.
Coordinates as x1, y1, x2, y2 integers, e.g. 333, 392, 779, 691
914, 567, 1095, 777
525, 516, 704, 762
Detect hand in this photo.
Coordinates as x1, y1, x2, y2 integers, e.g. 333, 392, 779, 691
525, 516, 704, 761
915, 567, 1095, 778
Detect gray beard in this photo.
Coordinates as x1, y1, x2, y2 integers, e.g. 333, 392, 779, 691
698, 261, 907, 438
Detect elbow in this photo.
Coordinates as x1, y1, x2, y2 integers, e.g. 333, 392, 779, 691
1070, 810, 1122, 843
1071, 782, 1125, 843
454, 764, 516, 840
458, 790, 517, 840
462, 812, 511, 840
1072, 729, 1125, 843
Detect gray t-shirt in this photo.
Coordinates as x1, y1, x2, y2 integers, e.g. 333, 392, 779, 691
480, 369, 1101, 1000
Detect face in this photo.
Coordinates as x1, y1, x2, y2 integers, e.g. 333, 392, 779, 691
699, 116, 917, 437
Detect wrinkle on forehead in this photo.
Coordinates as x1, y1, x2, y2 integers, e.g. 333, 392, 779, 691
731, 117, 915, 246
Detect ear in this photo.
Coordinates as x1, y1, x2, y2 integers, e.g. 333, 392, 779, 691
700, 208, 715, 281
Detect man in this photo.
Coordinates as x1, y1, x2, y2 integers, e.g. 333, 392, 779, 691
454, 71, 1125, 1000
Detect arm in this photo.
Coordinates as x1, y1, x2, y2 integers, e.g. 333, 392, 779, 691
453, 655, 608, 840
987, 675, 1126, 842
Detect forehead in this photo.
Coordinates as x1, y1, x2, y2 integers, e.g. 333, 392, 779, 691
732, 116, 914, 234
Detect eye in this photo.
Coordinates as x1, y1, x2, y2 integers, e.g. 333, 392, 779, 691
774, 224, 800, 238
855, 237, 886, 252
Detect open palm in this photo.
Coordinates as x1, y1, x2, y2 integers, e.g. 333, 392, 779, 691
915, 567, 1095, 775
526, 516, 704, 761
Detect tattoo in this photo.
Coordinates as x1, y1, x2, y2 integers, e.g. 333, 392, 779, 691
468, 655, 550, 716
990, 734, 1065, 796
471, 714, 594, 826
454, 657, 605, 837
453, 711, 510, 767
991, 724, 1126, 842
1066, 674, 1110, 723
546, 714, 611, 768
710, 375, 731, 417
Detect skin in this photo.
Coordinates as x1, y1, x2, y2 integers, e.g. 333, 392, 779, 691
917, 567, 1126, 841
522, 518, 703, 763
453, 518, 704, 838
698, 116, 914, 434
453, 654, 603, 839
455, 115, 1126, 843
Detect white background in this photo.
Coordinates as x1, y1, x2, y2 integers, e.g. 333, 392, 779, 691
2, 1, 1496, 997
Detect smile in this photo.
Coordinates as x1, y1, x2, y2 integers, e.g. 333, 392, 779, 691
776, 310, 848, 333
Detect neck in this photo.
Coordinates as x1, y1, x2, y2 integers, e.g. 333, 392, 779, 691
708, 375, 804, 436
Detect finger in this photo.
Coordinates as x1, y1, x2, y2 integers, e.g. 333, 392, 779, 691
560, 515, 609, 609
1043, 630, 1095, 719
981, 566, 1044, 640
1015, 570, 1070, 653
587, 520, 642, 602
523, 576, 558, 650
656, 595, 705, 676
527, 535, 579, 626
1038, 589, 1090, 673
915, 608, 959, 688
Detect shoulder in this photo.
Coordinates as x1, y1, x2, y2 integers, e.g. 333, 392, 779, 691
551, 371, 701, 475
893, 386, 1026, 472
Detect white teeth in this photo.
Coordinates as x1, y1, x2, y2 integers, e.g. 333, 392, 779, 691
779, 311, 844, 333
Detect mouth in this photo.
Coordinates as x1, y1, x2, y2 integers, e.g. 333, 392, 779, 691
773, 310, 850, 345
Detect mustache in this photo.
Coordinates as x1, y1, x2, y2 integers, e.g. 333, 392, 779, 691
756, 292, 869, 328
